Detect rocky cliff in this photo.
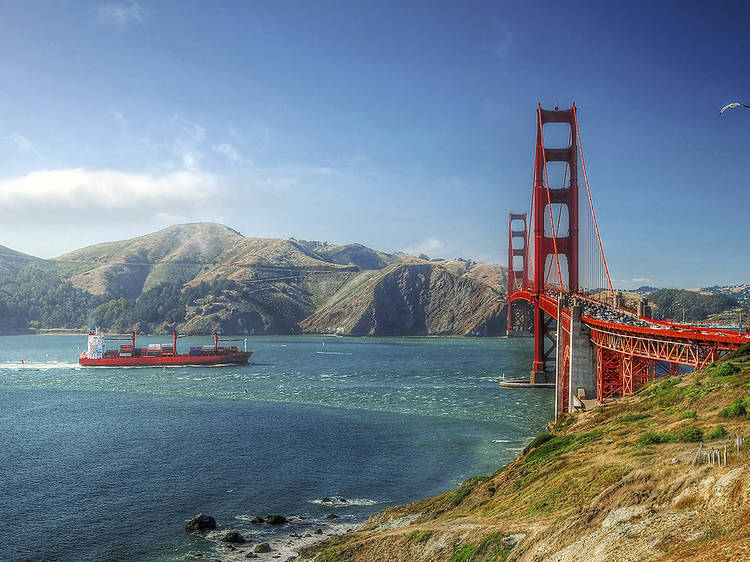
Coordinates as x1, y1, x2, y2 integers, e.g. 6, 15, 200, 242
301, 260, 506, 336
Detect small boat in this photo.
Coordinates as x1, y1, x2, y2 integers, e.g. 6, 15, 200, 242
78, 331, 253, 367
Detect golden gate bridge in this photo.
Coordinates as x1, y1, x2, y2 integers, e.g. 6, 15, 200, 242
506, 104, 750, 418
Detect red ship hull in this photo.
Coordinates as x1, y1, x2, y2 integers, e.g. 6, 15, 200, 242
79, 351, 252, 367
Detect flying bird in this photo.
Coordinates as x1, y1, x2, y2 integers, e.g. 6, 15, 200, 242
719, 102, 750, 115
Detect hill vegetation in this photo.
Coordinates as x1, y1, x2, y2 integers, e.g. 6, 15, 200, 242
647, 288, 738, 322
302, 344, 750, 561
0, 223, 508, 336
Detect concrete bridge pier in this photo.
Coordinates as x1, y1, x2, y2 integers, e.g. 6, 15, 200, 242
554, 294, 568, 418
566, 298, 597, 414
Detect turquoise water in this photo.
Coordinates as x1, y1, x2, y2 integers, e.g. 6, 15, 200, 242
0, 335, 552, 561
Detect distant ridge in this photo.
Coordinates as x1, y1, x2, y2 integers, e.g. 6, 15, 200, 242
0, 222, 508, 336
0, 244, 42, 276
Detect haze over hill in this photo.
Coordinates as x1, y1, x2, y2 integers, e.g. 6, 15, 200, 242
0, 223, 508, 336
0, 244, 41, 276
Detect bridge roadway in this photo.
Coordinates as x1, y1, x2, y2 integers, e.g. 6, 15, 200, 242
510, 289, 750, 369
508, 289, 750, 414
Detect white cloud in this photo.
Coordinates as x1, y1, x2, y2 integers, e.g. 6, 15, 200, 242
632, 277, 651, 283
171, 116, 205, 170
213, 143, 241, 162
8, 133, 40, 156
403, 237, 446, 258
109, 110, 127, 127
180, 151, 202, 170
0, 168, 222, 213
96, 2, 147, 25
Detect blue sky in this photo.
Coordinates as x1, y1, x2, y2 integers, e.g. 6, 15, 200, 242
0, 0, 748, 288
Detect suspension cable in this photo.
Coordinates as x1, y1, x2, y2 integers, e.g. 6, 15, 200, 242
572, 105, 616, 305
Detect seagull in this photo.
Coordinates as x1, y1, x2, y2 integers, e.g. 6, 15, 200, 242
720, 102, 750, 115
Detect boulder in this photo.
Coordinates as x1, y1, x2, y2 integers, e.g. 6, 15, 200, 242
501, 533, 526, 549
254, 542, 272, 553
222, 530, 246, 543
265, 515, 287, 525
185, 513, 217, 533
314, 529, 323, 535
338, 498, 348, 503
320, 497, 333, 503
250, 516, 264, 525
245, 553, 258, 559
325, 513, 339, 519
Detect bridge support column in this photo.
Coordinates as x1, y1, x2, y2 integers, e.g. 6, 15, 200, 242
555, 294, 569, 419
568, 299, 596, 412
531, 300, 555, 383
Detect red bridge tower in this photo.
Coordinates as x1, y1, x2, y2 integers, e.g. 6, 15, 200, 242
530, 105, 579, 383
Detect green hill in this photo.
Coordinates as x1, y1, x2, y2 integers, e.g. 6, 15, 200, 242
0, 244, 42, 277
0, 223, 508, 336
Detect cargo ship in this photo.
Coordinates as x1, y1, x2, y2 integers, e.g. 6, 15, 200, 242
79, 331, 253, 367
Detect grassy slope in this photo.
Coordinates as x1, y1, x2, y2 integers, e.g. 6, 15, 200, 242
302, 344, 750, 561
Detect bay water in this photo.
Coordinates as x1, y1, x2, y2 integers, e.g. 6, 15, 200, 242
0, 335, 553, 561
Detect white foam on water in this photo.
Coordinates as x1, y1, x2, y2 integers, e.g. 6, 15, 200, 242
0, 361, 80, 371
315, 351, 352, 356
491, 439, 517, 443
310, 497, 380, 506
216, 521, 359, 562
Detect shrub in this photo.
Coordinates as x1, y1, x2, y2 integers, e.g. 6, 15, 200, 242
707, 425, 728, 440
449, 544, 478, 562
719, 399, 747, 418
637, 427, 703, 444
617, 413, 651, 423
678, 427, 704, 442
447, 476, 488, 506
711, 362, 740, 378
679, 409, 697, 420
523, 432, 554, 454
637, 432, 675, 445
407, 530, 433, 543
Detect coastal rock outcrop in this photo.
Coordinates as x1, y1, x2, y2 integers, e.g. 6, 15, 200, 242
184, 513, 216, 533
221, 530, 246, 543
265, 514, 287, 525
254, 542, 272, 553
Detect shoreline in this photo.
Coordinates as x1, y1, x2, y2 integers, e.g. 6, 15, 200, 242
9, 331, 513, 339
195, 519, 360, 561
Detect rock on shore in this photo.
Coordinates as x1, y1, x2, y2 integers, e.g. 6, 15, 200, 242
185, 513, 216, 533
